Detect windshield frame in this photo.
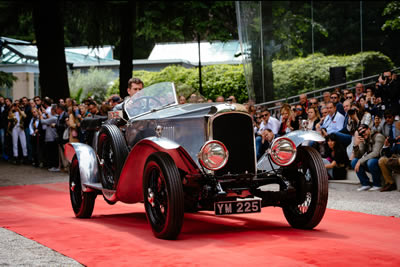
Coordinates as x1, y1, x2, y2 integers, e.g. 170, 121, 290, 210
124, 82, 178, 119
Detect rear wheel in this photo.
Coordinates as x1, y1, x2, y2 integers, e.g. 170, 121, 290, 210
97, 124, 129, 191
282, 146, 328, 229
143, 152, 184, 240
69, 156, 96, 218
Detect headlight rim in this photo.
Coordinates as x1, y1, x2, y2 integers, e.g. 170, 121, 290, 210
269, 137, 297, 166
198, 140, 229, 171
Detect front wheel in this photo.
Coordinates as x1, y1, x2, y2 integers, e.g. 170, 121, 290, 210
69, 156, 97, 218
143, 152, 184, 240
282, 146, 328, 229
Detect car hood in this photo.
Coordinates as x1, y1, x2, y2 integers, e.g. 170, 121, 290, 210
131, 103, 248, 121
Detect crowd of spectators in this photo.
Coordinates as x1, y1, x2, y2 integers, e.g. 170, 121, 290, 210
250, 70, 400, 192
1, 71, 399, 193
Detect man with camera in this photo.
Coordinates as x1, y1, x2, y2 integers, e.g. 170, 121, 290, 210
378, 134, 400, 192
375, 70, 400, 115
351, 124, 385, 191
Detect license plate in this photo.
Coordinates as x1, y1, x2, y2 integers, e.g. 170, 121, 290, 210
214, 199, 261, 215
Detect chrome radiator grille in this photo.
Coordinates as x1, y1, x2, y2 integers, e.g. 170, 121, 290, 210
211, 113, 256, 176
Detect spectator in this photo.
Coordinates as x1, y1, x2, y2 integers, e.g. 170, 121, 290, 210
292, 104, 307, 130
21, 97, 32, 162
78, 104, 90, 119
188, 93, 198, 103
257, 128, 275, 160
299, 93, 309, 112
322, 91, 331, 106
216, 96, 224, 103
33, 96, 42, 109
376, 70, 400, 115
323, 134, 348, 180
333, 99, 353, 148
40, 105, 59, 172
256, 108, 280, 159
100, 103, 112, 116
0, 96, 8, 160
29, 107, 44, 167
381, 110, 399, 147
319, 102, 345, 136
372, 115, 383, 134
88, 102, 101, 116
2, 98, 12, 160
309, 98, 320, 114
354, 83, 365, 102
278, 104, 295, 136
109, 95, 122, 107
8, 103, 28, 164
178, 95, 186, 105
330, 92, 345, 115
55, 104, 68, 171
197, 96, 205, 103
346, 92, 355, 103
66, 106, 80, 143
351, 124, 385, 191
305, 106, 320, 131
227, 95, 237, 103
378, 135, 400, 192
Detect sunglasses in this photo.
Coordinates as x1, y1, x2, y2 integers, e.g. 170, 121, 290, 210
330, 96, 338, 99
260, 114, 268, 118
346, 96, 353, 99
310, 102, 317, 105
296, 108, 303, 111
385, 116, 393, 119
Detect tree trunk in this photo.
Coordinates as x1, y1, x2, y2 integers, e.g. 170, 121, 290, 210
33, 2, 70, 100
119, 2, 135, 98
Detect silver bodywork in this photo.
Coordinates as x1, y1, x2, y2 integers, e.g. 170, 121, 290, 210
64, 142, 100, 192
257, 130, 325, 171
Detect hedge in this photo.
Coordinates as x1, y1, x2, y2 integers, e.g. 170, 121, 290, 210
106, 51, 395, 103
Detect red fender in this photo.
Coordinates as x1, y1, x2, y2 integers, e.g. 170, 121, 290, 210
116, 137, 199, 203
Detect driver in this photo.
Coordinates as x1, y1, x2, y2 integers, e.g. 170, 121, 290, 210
113, 78, 144, 111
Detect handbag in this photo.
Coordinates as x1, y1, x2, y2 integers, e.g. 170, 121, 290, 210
63, 127, 70, 140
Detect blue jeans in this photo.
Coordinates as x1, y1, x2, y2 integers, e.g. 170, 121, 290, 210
351, 158, 382, 187
333, 131, 352, 147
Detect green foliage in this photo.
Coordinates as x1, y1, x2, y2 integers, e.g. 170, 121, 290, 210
109, 51, 394, 103
68, 67, 116, 103
106, 65, 248, 102
382, 1, 400, 31
273, 51, 394, 99
0, 71, 18, 88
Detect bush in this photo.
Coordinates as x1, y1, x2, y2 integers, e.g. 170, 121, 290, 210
69, 67, 116, 103
106, 51, 395, 103
273, 51, 394, 99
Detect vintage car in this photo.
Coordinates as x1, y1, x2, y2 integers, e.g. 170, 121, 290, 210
65, 82, 328, 240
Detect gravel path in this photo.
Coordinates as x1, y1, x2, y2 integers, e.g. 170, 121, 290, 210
0, 160, 399, 266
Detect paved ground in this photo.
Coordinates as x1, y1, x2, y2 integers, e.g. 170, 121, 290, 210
0, 160, 399, 266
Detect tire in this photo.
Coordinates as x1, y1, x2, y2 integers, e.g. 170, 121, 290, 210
69, 156, 97, 218
97, 124, 129, 190
282, 146, 328, 229
143, 152, 184, 240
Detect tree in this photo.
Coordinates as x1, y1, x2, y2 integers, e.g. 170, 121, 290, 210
32, 2, 70, 100
382, 1, 400, 31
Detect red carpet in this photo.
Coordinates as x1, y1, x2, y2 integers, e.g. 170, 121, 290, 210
0, 183, 399, 266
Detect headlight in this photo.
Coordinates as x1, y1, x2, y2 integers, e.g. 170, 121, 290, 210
198, 140, 229, 170
270, 137, 297, 166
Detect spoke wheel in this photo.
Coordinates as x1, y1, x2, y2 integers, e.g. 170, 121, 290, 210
69, 156, 96, 218
282, 146, 328, 229
97, 124, 128, 191
143, 152, 184, 240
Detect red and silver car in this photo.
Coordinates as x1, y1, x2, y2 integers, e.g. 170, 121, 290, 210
65, 82, 328, 240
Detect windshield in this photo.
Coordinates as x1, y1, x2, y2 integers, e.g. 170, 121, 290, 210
124, 82, 178, 118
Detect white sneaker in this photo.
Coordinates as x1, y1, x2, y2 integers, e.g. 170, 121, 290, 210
357, 185, 371, 191
368, 186, 382, 191
48, 167, 60, 172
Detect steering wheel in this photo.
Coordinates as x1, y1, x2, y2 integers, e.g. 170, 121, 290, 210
129, 96, 162, 114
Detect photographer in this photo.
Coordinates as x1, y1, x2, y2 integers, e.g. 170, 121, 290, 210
381, 109, 400, 151
351, 124, 385, 191
7, 102, 28, 164
375, 70, 400, 115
